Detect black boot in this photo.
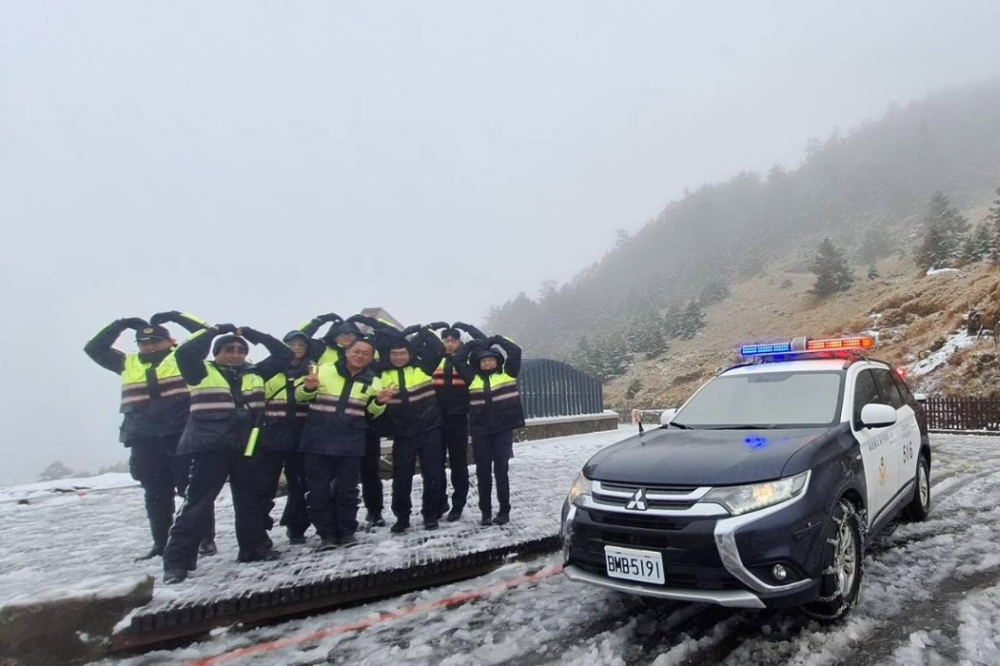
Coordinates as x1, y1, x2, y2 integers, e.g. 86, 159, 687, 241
390, 520, 410, 535
494, 511, 510, 526
135, 544, 165, 561
446, 507, 463, 522
480, 511, 492, 527
163, 568, 188, 584
365, 511, 386, 527
315, 538, 338, 552
286, 529, 307, 545
198, 539, 218, 556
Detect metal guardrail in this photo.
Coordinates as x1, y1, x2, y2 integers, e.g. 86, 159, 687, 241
518, 359, 603, 419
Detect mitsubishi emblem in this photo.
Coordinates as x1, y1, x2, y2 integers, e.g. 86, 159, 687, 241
625, 488, 648, 511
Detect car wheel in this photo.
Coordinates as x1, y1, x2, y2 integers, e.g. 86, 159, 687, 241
803, 499, 863, 621
904, 455, 931, 521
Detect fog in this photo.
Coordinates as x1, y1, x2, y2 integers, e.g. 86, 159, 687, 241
2, 1, 999, 485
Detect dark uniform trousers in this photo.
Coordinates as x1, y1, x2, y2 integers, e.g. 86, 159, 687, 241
391, 428, 445, 523
360, 426, 384, 516
473, 430, 514, 515
305, 454, 362, 540
279, 452, 311, 538
240, 451, 286, 536
162, 451, 267, 572
439, 414, 470, 512
129, 434, 215, 548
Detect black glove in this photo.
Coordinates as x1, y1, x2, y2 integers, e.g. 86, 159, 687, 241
489, 335, 504, 345
400, 324, 422, 337
238, 326, 262, 343
215, 323, 238, 335
150, 311, 179, 326
428, 321, 450, 330
466, 339, 489, 351
118, 317, 149, 330
314, 312, 343, 324
348, 314, 378, 327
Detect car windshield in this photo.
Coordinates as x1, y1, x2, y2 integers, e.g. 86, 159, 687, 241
672, 370, 845, 429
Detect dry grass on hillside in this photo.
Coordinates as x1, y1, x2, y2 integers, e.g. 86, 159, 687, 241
605, 257, 1000, 412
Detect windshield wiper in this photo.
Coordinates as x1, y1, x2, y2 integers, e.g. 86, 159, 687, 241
703, 424, 778, 430
666, 421, 692, 429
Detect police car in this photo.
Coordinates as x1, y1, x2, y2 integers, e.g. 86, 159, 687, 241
561, 335, 931, 619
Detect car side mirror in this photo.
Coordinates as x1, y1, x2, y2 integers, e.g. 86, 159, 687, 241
913, 393, 928, 404
659, 408, 678, 425
860, 403, 897, 429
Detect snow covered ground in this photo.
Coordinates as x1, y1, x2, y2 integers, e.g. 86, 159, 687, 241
78, 433, 1000, 666
0, 427, 626, 611
0, 472, 138, 504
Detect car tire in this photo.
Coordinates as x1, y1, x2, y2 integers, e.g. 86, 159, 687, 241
803, 499, 863, 621
904, 454, 931, 522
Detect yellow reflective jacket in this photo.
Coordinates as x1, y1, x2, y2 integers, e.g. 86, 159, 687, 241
177, 362, 266, 456
378, 365, 442, 437
118, 351, 190, 440
298, 361, 385, 457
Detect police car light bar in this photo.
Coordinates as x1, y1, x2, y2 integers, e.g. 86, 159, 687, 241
740, 335, 875, 358
805, 336, 875, 352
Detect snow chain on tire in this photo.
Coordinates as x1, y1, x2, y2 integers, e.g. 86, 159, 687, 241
804, 498, 864, 621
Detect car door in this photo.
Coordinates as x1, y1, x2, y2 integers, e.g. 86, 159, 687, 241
850, 366, 894, 522
872, 367, 919, 502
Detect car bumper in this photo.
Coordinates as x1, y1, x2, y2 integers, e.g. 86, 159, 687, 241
563, 564, 766, 608
561, 472, 823, 609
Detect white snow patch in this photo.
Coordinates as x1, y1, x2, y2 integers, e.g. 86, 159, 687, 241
907, 330, 975, 378
925, 268, 960, 276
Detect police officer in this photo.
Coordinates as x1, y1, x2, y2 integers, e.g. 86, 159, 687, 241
375, 327, 446, 533
84, 311, 210, 560
451, 335, 524, 526
428, 321, 487, 522
162, 324, 293, 583
300, 313, 387, 526
254, 331, 313, 545
298, 338, 394, 551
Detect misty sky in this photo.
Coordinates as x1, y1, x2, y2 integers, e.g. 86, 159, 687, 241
3, 1, 1000, 485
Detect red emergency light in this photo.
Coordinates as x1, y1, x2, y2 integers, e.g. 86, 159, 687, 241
805, 336, 875, 352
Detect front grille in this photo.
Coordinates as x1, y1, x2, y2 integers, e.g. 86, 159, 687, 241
591, 480, 706, 512
589, 512, 688, 531
568, 510, 742, 592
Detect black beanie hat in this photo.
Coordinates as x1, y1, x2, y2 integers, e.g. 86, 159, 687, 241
213, 334, 249, 356
283, 330, 310, 344
441, 328, 462, 341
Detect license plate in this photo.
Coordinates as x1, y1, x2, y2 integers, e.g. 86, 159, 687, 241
604, 545, 665, 585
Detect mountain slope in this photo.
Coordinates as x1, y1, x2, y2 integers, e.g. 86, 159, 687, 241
486, 80, 1000, 358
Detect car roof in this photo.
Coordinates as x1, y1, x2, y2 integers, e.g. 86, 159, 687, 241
721, 357, 889, 376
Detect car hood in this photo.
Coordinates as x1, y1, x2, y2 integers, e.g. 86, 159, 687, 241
583, 426, 830, 486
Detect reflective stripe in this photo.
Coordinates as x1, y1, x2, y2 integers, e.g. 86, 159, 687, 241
121, 388, 189, 405
469, 399, 486, 406
492, 391, 521, 402
190, 403, 237, 412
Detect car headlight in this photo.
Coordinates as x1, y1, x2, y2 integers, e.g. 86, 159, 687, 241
701, 471, 809, 515
568, 471, 593, 506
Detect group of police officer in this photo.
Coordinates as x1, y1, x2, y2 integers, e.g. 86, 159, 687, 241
85, 312, 524, 584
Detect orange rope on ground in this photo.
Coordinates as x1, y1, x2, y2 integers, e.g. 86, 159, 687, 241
187, 563, 564, 666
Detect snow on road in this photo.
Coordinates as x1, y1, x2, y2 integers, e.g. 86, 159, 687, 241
80, 433, 1000, 666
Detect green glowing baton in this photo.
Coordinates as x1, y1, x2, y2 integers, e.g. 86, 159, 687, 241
244, 425, 261, 457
